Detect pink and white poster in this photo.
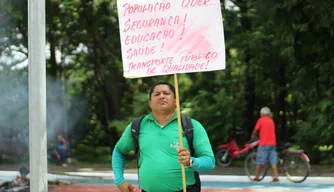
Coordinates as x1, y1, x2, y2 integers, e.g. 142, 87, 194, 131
117, 0, 225, 78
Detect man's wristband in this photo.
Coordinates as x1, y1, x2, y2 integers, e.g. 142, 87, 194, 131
189, 157, 194, 168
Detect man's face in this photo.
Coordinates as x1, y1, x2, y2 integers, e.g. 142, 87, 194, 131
57, 135, 63, 141
149, 84, 176, 113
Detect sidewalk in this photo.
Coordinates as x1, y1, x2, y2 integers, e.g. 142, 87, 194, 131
2, 166, 334, 192
48, 185, 303, 192
1, 163, 334, 177
2, 170, 333, 192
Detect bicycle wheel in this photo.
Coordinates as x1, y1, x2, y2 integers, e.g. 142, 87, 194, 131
284, 152, 310, 183
244, 151, 267, 181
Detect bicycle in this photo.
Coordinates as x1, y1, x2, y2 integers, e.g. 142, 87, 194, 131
244, 142, 311, 183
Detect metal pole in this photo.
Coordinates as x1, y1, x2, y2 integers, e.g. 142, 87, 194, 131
28, 0, 48, 191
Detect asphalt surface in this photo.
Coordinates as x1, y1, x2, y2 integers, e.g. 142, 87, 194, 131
1, 170, 334, 191
1, 164, 334, 191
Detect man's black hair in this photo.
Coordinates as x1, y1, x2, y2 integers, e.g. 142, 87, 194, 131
149, 82, 176, 100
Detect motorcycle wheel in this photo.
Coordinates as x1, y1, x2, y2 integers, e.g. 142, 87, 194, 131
215, 149, 233, 167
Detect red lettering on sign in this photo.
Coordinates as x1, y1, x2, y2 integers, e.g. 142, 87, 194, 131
123, 16, 181, 33
161, 63, 207, 73
146, 67, 157, 75
127, 46, 156, 59
179, 51, 218, 62
127, 57, 175, 72
125, 29, 175, 45
181, 0, 211, 8
123, 2, 171, 16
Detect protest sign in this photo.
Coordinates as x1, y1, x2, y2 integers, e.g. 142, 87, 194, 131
117, 0, 225, 78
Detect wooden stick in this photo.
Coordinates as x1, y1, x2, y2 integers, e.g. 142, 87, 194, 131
174, 73, 187, 192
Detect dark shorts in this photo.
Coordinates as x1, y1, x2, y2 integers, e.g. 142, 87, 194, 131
256, 145, 277, 165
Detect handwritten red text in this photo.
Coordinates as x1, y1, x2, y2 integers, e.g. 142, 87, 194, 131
127, 46, 156, 59
181, 0, 211, 8
125, 29, 175, 45
147, 67, 156, 75
123, 2, 171, 16
179, 51, 218, 62
124, 16, 181, 32
128, 57, 174, 72
162, 62, 208, 73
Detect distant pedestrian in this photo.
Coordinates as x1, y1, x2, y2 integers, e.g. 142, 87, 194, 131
251, 107, 279, 183
49, 133, 70, 168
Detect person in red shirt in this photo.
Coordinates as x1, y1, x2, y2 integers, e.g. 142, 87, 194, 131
251, 107, 279, 183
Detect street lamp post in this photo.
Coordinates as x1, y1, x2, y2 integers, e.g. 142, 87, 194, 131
28, 0, 48, 191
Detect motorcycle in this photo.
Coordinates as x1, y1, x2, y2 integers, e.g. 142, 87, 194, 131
215, 126, 259, 167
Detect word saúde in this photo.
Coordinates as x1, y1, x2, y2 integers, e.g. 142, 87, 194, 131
127, 45, 156, 59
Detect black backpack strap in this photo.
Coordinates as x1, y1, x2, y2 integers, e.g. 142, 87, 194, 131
181, 115, 201, 191
131, 116, 144, 188
131, 116, 144, 158
181, 115, 194, 155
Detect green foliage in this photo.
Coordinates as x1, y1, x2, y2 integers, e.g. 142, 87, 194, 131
183, 79, 245, 151
1, 0, 334, 165
0, 152, 29, 164
317, 145, 334, 166
72, 144, 111, 164
109, 118, 133, 135
293, 100, 334, 164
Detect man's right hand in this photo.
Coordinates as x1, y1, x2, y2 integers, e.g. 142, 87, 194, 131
118, 181, 135, 192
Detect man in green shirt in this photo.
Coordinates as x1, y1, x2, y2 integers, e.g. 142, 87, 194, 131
112, 82, 215, 192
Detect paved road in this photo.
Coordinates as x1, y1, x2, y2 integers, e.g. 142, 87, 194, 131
61, 172, 334, 190
1, 171, 334, 191
48, 185, 305, 192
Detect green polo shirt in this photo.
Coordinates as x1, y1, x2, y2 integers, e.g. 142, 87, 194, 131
116, 112, 213, 191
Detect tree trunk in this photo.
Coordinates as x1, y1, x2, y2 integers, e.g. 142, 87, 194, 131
278, 64, 287, 142
244, 57, 256, 135
49, 34, 58, 78
238, 1, 256, 135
